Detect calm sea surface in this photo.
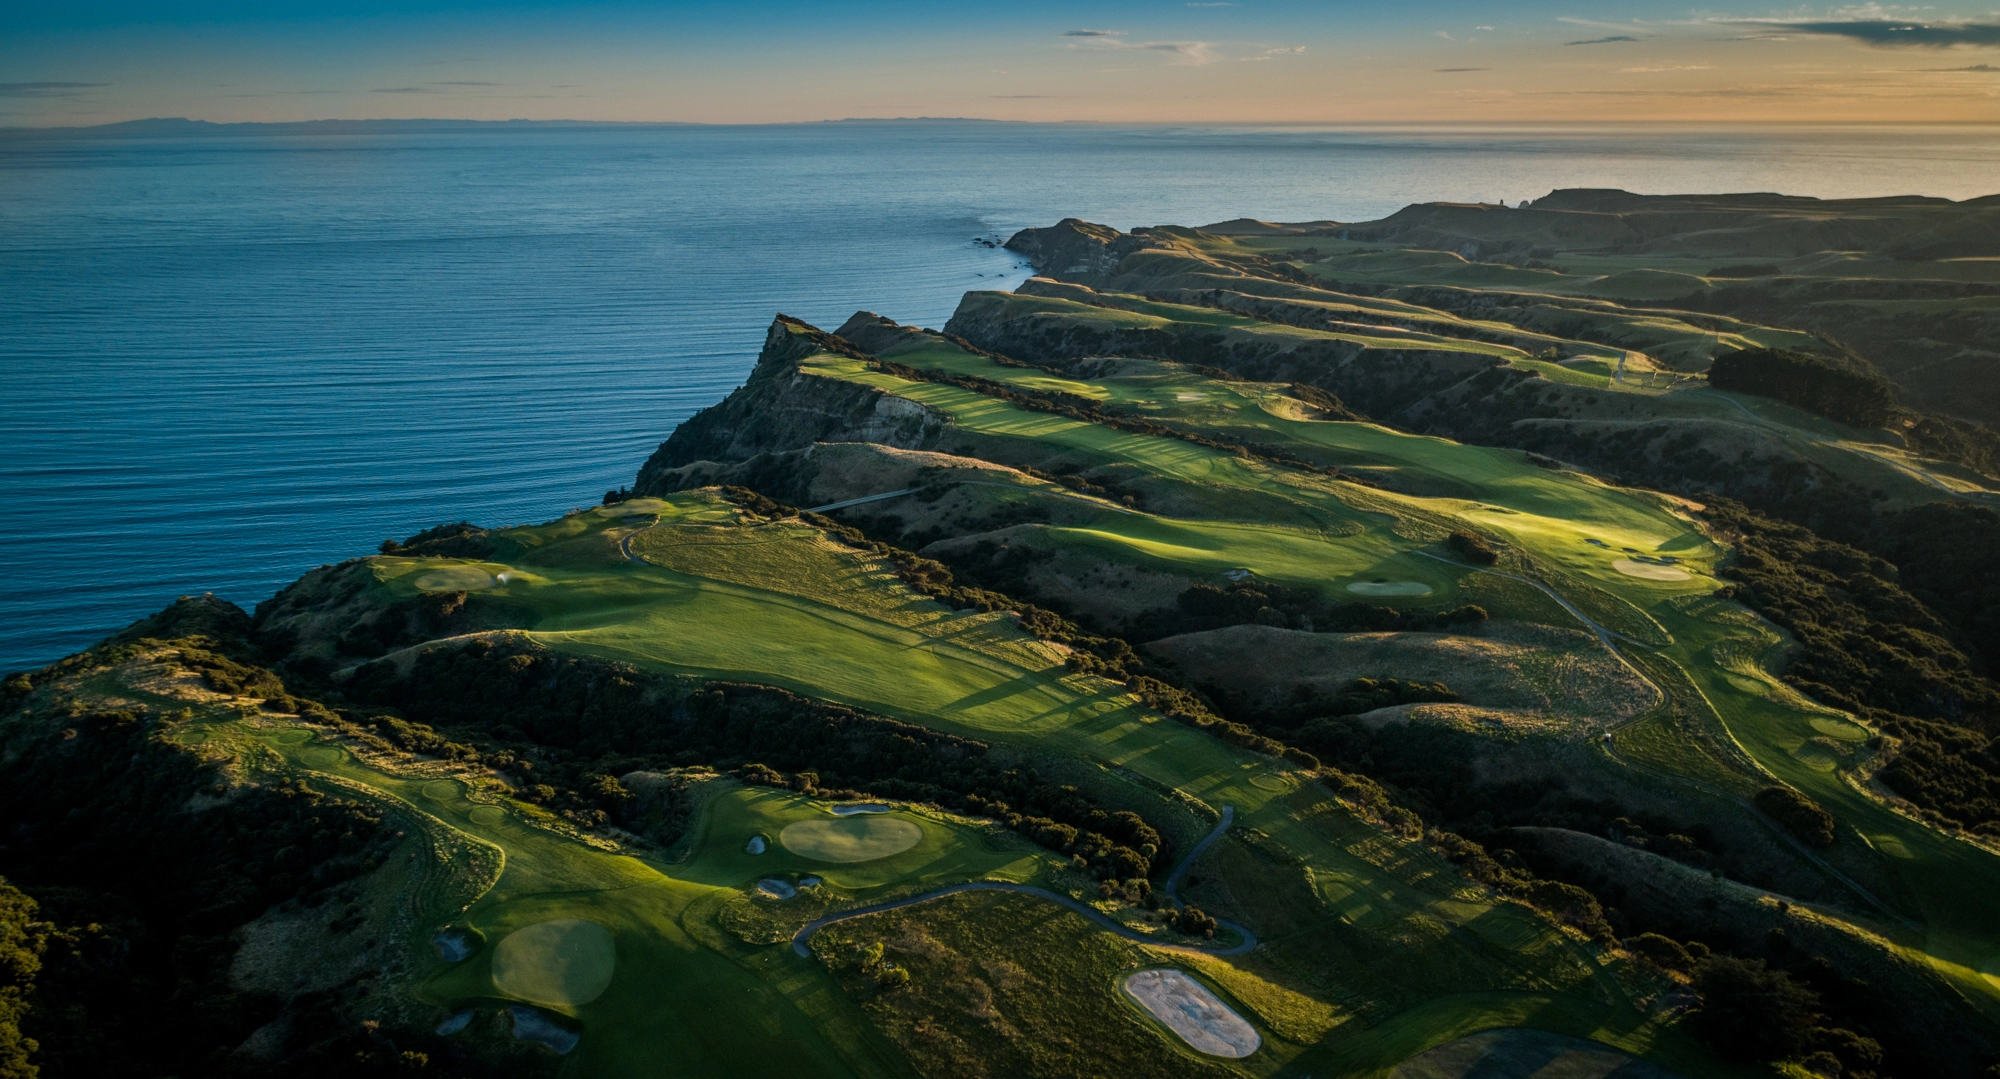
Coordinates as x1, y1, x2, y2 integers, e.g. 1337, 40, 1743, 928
5, 122, 1999, 671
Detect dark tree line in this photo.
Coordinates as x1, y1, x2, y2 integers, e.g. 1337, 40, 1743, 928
1701, 348, 1896, 429
1701, 498, 2000, 835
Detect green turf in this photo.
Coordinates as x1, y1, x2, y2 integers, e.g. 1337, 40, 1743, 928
781, 817, 926, 863
491, 919, 617, 1006
803, 335, 2000, 1014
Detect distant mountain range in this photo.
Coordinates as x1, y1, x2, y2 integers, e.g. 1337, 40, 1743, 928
0, 116, 1021, 137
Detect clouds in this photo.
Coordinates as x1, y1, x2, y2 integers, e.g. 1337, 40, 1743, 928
1724, 18, 2000, 48
371, 86, 439, 94
1566, 35, 1640, 46
1060, 28, 1220, 65
1436, 67, 1490, 72
0, 81, 106, 98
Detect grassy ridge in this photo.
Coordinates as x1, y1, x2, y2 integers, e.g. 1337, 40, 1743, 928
792, 333, 2000, 1015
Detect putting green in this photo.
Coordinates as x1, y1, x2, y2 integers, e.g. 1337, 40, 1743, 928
1612, 558, 1691, 581
1347, 580, 1433, 596
779, 816, 924, 863
469, 805, 507, 825
414, 565, 497, 591
491, 918, 617, 1007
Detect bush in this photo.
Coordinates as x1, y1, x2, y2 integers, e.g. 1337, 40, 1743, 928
1754, 786, 1836, 847
1446, 531, 1499, 565
1687, 955, 1819, 1062
1626, 932, 1694, 972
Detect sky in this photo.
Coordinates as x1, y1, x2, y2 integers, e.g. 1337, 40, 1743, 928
5, 2, 2000, 126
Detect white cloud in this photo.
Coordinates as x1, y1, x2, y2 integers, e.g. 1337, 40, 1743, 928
1063, 31, 1218, 65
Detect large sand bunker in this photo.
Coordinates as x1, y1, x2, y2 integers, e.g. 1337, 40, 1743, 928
1122, 969, 1260, 1058
1612, 558, 1691, 581
829, 803, 890, 816
780, 816, 923, 863
1347, 580, 1433, 596
1390, 1027, 1678, 1078
492, 919, 616, 1007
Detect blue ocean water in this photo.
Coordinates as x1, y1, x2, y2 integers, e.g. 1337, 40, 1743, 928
5, 121, 2000, 673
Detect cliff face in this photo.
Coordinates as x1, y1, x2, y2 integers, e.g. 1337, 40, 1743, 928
633, 315, 952, 495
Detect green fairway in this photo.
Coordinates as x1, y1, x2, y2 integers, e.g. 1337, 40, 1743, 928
807, 332, 2000, 1014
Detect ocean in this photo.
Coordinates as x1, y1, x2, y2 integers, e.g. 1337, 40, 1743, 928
4, 121, 1999, 672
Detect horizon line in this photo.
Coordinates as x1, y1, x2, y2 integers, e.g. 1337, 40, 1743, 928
10, 115, 2000, 135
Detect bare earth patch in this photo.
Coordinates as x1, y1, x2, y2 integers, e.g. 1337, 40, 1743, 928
1121, 968, 1260, 1058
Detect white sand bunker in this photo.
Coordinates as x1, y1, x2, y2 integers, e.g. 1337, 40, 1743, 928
492, 919, 616, 1007
1176, 393, 1207, 401
1122, 969, 1260, 1058
829, 803, 890, 816
745, 834, 767, 854
413, 565, 497, 591
434, 1010, 474, 1036
757, 878, 797, 899
1613, 558, 1691, 581
432, 929, 473, 962
780, 816, 924, 863
508, 1005, 580, 1055
1347, 580, 1433, 597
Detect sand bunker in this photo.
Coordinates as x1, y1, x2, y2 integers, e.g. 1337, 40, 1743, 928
432, 930, 474, 962
780, 816, 923, 863
1122, 969, 1260, 1058
1175, 393, 1206, 401
829, 803, 890, 816
1347, 580, 1433, 596
757, 878, 798, 899
413, 566, 497, 592
491, 919, 616, 1007
1613, 558, 1691, 581
435, 1010, 474, 1036
1389, 1027, 1677, 1078
799, 876, 823, 888
745, 834, 768, 854
508, 1005, 580, 1055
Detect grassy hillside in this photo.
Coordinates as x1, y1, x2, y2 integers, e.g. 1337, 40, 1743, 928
11, 197, 2000, 1079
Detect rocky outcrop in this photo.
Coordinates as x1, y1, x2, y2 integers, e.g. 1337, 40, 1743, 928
1003, 218, 1170, 287
633, 315, 954, 495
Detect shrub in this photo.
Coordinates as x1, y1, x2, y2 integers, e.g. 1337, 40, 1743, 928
1687, 955, 1819, 1062
1446, 531, 1499, 565
1754, 786, 1836, 847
